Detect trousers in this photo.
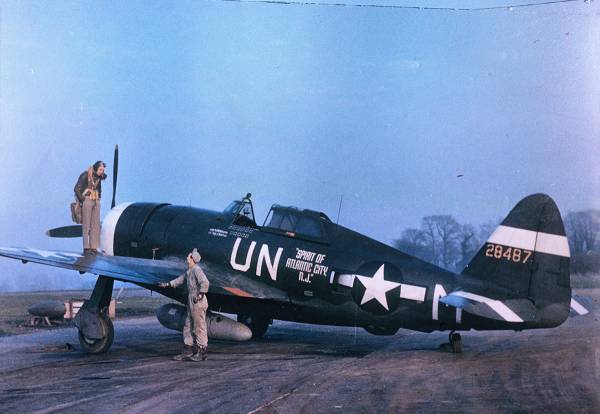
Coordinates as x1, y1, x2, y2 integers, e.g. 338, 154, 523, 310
83, 198, 101, 250
183, 296, 208, 347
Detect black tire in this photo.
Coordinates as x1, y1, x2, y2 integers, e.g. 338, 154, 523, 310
78, 315, 114, 354
451, 333, 462, 354
237, 314, 270, 339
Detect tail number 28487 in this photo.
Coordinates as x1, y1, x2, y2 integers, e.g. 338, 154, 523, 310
485, 243, 532, 263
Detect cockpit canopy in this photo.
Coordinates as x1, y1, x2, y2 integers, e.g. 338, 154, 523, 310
263, 205, 331, 242
223, 195, 332, 243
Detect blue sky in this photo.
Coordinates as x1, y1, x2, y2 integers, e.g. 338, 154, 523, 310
0, 0, 598, 290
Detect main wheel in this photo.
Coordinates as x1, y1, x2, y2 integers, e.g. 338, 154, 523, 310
78, 314, 114, 354
237, 314, 270, 339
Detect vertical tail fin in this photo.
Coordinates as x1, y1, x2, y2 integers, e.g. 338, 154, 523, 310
462, 194, 571, 326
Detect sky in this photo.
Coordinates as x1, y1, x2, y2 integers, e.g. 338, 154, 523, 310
0, 0, 599, 291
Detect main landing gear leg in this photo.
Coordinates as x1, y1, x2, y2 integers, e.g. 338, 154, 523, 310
449, 330, 462, 354
73, 276, 115, 354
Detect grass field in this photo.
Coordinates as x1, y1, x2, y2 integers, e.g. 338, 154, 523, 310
0, 288, 173, 337
571, 273, 600, 288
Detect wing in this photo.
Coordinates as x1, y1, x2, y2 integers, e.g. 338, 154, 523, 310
0, 247, 289, 302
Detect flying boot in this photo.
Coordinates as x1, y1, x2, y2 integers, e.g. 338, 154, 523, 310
172, 345, 193, 361
189, 346, 207, 362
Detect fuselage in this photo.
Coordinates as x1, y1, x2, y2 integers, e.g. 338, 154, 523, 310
99, 202, 527, 333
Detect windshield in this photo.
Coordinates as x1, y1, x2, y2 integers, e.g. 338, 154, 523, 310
225, 199, 257, 227
224, 201, 241, 215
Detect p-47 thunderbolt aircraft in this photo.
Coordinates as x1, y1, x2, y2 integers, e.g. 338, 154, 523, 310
0, 153, 590, 354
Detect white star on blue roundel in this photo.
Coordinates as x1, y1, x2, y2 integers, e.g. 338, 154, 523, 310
351, 262, 403, 314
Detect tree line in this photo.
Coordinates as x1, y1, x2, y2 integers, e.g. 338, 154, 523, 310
393, 210, 600, 275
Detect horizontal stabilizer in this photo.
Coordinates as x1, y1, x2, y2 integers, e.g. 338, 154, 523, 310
46, 225, 83, 238
570, 294, 591, 317
440, 290, 536, 323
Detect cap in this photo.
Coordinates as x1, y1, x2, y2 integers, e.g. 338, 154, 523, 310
190, 248, 201, 264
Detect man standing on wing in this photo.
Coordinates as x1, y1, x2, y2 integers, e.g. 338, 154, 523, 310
159, 248, 209, 362
74, 161, 107, 255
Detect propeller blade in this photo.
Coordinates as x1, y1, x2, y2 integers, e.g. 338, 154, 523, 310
46, 225, 83, 238
111, 144, 119, 209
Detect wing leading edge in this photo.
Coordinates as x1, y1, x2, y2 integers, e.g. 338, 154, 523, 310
0, 247, 289, 302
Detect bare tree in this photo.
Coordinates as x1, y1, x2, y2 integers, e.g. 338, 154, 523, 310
432, 215, 461, 269
393, 228, 427, 260
479, 220, 500, 241
565, 210, 599, 254
394, 215, 462, 269
414, 215, 461, 269
393, 209, 600, 276
420, 216, 440, 265
457, 223, 479, 271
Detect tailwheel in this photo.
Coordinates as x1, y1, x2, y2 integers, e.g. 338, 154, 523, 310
78, 314, 114, 354
237, 314, 271, 339
449, 331, 462, 354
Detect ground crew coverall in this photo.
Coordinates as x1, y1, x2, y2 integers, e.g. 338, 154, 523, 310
168, 264, 210, 347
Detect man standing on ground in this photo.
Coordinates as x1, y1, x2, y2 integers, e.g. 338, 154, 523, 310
158, 248, 210, 362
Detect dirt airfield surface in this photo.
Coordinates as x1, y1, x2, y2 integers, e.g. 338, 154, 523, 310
0, 289, 170, 336
1, 290, 599, 414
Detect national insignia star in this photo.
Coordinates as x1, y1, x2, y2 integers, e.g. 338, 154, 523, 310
356, 264, 400, 311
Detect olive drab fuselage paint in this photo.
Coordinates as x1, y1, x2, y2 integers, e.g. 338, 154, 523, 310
109, 201, 457, 332
105, 194, 573, 334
